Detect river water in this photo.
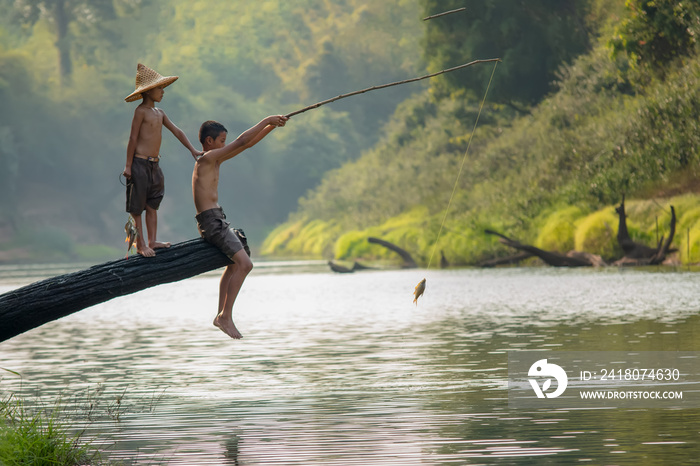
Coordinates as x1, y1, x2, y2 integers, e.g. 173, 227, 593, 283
0, 264, 699, 464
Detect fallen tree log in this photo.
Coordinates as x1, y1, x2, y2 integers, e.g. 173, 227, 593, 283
0, 238, 233, 342
328, 261, 354, 273
485, 230, 606, 267
367, 237, 417, 268
480, 252, 534, 268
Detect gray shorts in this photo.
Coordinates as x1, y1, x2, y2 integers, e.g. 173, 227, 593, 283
126, 157, 164, 214
195, 207, 250, 260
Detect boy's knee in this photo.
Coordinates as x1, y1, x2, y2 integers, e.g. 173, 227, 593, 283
241, 258, 253, 274
233, 251, 253, 274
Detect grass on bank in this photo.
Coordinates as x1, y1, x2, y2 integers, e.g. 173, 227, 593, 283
264, 194, 700, 266
0, 367, 99, 465
0, 395, 98, 465
1, 368, 167, 465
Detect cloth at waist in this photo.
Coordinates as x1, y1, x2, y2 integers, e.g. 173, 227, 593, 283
134, 154, 160, 162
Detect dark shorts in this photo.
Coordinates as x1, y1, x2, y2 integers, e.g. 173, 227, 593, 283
195, 207, 251, 260
126, 157, 165, 215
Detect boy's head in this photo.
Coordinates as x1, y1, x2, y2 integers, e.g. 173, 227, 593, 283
199, 120, 228, 149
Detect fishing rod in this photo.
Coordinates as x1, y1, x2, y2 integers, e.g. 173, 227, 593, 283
285, 58, 501, 119
422, 7, 466, 21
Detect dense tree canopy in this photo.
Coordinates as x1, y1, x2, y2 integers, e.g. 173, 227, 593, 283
422, 0, 592, 105
610, 0, 700, 70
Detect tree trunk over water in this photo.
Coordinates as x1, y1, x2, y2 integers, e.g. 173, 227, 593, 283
480, 252, 534, 267
367, 237, 417, 268
0, 239, 232, 342
485, 230, 605, 267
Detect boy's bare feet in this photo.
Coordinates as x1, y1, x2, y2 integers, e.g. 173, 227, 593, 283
138, 245, 156, 257
213, 314, 243, 339
151, 241, 171, 249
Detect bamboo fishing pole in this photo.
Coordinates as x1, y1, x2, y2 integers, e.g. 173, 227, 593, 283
285, 58, 501, 118
422, 7, 466, 21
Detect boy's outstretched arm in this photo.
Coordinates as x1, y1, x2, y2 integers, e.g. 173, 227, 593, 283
209, 115, 287, 164
163, 113, 203, 160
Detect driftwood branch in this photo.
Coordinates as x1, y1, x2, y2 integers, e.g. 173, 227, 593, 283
650, 206, 676, 264
367, 237, 417, 268
0, 239, 233, 342
485, 230, 605, 267
615, 195, 657, 259
614, 196, 677, 266
423, 7, 466, 21
286, 58, 501, 118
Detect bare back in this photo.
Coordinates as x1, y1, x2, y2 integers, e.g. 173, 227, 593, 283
134, 105, 165, 157
192, 155, 221, 214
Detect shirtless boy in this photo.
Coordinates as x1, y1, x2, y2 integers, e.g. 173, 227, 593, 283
193, 115, 288, 339
124, 63, 202, 257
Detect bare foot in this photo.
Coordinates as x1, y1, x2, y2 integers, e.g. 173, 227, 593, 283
151, 241, 171, 249
213, 314, 243, 339
138, 245, 156, 257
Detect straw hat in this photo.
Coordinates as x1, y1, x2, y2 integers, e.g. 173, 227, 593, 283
124, 63, 179, 102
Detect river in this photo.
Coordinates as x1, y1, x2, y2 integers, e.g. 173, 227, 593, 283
0, 263, 699, 464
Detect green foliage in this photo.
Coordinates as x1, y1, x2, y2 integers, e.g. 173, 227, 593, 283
267, 27, 700, 264
610, 0, 700, 70
0, 396, 97, 465
574, 209, 621, 260
261, 220, 305, 257
421, 0, 593, 105
534, 206, 589, 252
261, 218, 341, 258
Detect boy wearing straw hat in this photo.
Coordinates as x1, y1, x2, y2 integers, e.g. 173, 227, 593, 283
123, 63, 202, 257
193, 115, 287, 339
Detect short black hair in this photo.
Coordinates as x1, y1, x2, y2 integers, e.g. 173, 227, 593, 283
199, 120, 228, 145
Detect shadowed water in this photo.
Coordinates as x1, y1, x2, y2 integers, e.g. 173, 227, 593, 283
1, 266, 699, 464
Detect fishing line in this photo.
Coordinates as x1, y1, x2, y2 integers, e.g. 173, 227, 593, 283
425, 61, 498, 271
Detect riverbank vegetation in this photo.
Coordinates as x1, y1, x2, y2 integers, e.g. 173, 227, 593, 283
0, 395, 98, 465
0, 366, 98, 465
0, 368, 166, 464
263, 0, 700, 265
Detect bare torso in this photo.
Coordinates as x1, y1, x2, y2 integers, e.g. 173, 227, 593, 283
134, 105, 164, 158
192, 155, 221, 214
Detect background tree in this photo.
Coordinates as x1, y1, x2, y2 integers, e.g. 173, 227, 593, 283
421, 0, 593, 107
610, 0, 700, 71
9, 0, 146, 85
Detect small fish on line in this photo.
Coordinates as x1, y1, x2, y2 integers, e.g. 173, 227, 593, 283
124, 215, 138, 258
413, 278, 426, 305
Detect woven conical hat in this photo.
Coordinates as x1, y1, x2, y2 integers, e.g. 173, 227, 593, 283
124, 63, 179, 102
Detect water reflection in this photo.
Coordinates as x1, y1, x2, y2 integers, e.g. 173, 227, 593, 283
0, 267, 699, 464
